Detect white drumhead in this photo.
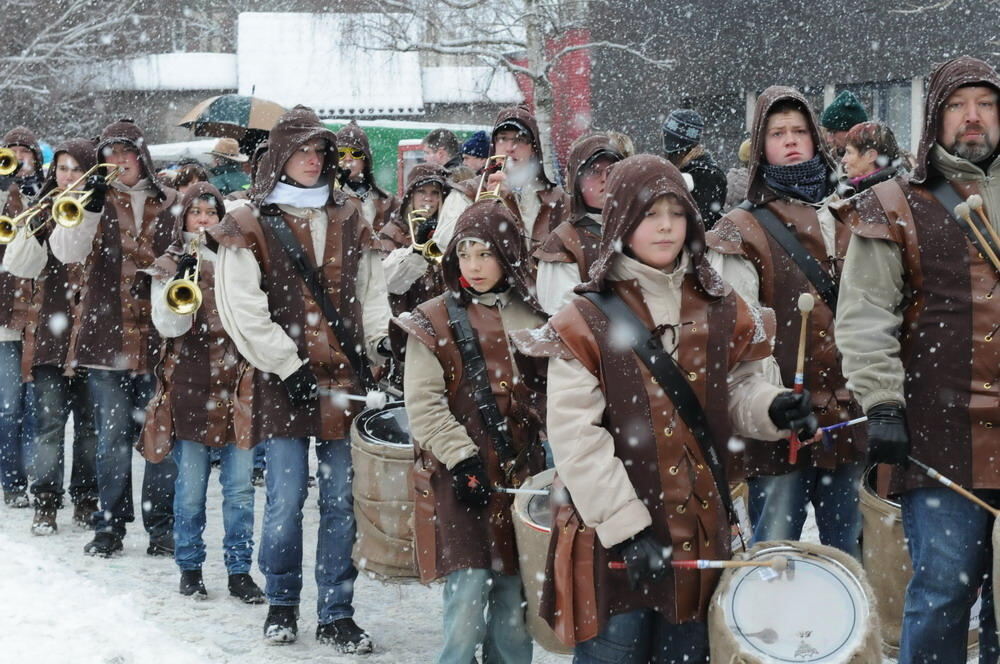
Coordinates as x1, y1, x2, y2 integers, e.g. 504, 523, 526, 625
721, 546, 869, 662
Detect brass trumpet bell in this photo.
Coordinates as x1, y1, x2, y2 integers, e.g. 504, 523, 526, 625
51, 163, 122, 228
0, 217, 16, 244
407, 207, 443, 265
0, 188, 62, 244
165, 279, 203, 316
0, 148, 19, 176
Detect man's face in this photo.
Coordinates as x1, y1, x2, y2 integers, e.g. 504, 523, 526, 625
764, 110, 816, 166
463, 154, 487, 173
421, 144, 449, 167
493, 129, 535, 164
937, 85, 1000, 163
824, 129, 849, 152
102, 143, 143, 187
578, 155, 617, 210
283, 138, 327, 187
11, 145, 35, 176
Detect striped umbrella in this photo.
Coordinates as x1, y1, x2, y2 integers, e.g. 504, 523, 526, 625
178, 94, 286, 138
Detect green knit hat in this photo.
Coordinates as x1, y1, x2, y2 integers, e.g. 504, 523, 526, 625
820, 91, 869, 131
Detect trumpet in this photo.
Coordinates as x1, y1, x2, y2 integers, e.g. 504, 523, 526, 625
408, 208, 443, 264
165, 233, 204, 316
0, 188, 62, 244
0, 148, 19, 176
51, 163, 122, 228
474, 154, 508, 202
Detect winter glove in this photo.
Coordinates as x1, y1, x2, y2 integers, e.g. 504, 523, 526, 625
375, 336, 393, 359
616, 527, 672, 590
865, 403, 909, 466
768, 389, 819, 441
282, 364, 318, 406
173, 254, 198, 280
451, 456, 490, 508
0, 174, 15, 191
413, 218, 437, 246
82, 174, 110, 213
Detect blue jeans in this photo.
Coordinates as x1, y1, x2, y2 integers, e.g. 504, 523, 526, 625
0, 340, 29, 493
748, 461, 864, 558
173, 440, 255, 574
898, 487, 999, 664
258, 437, 357, 624
574, 610, 708, 664
29, 365, 98, 503
87, 369, 176, 537
439, 569, 532, 664
253, 442, 266, 471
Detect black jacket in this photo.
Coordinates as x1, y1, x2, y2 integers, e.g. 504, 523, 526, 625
682, 151, 727, 230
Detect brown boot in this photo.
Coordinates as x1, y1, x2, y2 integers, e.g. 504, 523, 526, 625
31, 492, 59, 536
73, 497, 97, 529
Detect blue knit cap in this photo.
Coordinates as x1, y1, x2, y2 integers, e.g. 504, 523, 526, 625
461, 130, 491, 159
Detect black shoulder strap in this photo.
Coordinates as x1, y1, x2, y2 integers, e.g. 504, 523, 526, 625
444, 293, 521, 482
582, 290, 738, 526
260, 213, 376, 391
927, 178, 1000, 277
740, 201, 839, 310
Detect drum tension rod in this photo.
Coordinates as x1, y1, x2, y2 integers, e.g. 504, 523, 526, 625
608, 556, 791, 572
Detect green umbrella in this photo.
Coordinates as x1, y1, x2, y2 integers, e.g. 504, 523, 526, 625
178, 94, 286, 138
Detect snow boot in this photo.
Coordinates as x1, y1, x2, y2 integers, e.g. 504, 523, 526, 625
315, 618, 374, 654
72, 497, 98, 529
31, 492, 59, 535
263, 605, 298, 644
179, 570, 208, 599
84, 531, 123, 557
147, 532, 175, 557
228, 573, 265, 604
4, 490, 29, 508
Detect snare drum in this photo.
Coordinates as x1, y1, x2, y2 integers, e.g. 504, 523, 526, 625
708, 541, 882, 663
511, 468, 573, 655
350, 402, 418, 581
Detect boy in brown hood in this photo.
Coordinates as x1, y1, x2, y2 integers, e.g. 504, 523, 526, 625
434, 105, 567, 261
1, 126, 45, 201
511, 155, 812, 662
705, 86, 866, 561
3, 138, 98, 531
392, 198, 546, 664
210, 105, 389, 651
835, 56, 1000, 663
535, 132, 624, 313
335, 120, 398, 233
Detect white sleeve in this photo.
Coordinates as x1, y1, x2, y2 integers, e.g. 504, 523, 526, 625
536, 260, 581, 315
382, 246, 430, 295
150, 277, 194, 339
707, 249, 761, 307
49, 209, 102, 265
357, 248, 391, 361
215, 245, 303, 380
2, 225, 48, 279
432, 189, 473, 251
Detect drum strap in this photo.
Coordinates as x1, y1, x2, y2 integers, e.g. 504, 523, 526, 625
444, 292, 522, 483
260, 213, 376, 391
582, 290, 738, 528
927, 177, 1000, 278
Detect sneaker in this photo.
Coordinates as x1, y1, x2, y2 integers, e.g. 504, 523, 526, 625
263, 605, 298, 644
84, 531, 123, 557
228, 573, 265, 604
31, 492, 59, 536
4, 490, 29, 508
179, 570, 208, 599
251, 467, 265, 487
72, 498, 98, 529
315, 618, 374, 654
147, 532, 175, 557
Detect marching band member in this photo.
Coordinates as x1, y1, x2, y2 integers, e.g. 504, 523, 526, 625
393, 199, 546, 664
336, 121, 398, 233
141, 182, 264, 604
211, 106, 389, 651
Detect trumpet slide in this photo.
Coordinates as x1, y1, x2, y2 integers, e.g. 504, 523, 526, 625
407, 207, 443, 264
51, 163, 122, 228
474, 154, 508, 202
0, 188, 62, 244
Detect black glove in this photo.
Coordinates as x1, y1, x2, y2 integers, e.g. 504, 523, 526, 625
616, 527, 672, 590
768, 389, 819, 440
375, 336, 393, 359
866, 403, 909, 466
413, 218, 437, 247
82, 174, 110, 213
0, 174, 15, 191
282, 364, 318, 406
451, 456, 490, 508
174, 254, 198, 280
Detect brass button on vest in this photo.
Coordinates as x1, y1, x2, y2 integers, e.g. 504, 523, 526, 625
682, 541, 692, 552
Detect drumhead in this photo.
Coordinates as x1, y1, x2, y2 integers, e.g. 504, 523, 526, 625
358, 402, 411, 447
722, 545, 870, 662
863, 465, 899, 509
526, 491, 552, 530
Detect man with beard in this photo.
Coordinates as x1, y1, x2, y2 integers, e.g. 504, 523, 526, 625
835, 56, 1000, 663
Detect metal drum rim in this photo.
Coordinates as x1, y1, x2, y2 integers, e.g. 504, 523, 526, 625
357, 401, 411, 448
513, 468, 555, 534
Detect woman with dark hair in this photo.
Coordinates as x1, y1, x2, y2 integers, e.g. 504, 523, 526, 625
841, 121, 904, 193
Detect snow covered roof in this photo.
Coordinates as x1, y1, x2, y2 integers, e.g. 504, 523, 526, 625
86, 53, 238, 92
422, 66, 523, 105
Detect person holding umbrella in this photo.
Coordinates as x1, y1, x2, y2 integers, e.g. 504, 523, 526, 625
206, 138, 250, 196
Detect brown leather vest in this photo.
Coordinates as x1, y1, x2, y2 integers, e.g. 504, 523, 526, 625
378, 213, 445, 318
843, 178, 1000, 493
21, 239, 83, 378
534, 216, 602, 283
708, 200, 864, 475
0, 187, 34, 334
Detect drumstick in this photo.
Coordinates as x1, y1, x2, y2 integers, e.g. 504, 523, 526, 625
607, 556, 789, 572
820, 416, 867, 433
908, 456, 1000, 518
788, 293, 814, 464
954, 202, 1000, 275
966, 194, 1000, 251
494, 487, 549, 496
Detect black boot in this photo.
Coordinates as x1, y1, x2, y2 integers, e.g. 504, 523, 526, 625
147, 532, 174, 557
72, 497, 98, 529
316, 618, 374, 654
263, 605, 298, 644
31, 492, 59, 536
84, 531, 123, 557
4, 490, 29, 508
228, 573, 265, 604
179, 570, 207, 599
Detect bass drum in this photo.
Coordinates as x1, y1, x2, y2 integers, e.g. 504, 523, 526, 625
349, 402, 418, 581
511, 468, 574, 655
708, 540, 882, 663
859, 465, 980, 657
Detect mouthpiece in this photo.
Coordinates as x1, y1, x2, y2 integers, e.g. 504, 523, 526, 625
797, 293, 815, 314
